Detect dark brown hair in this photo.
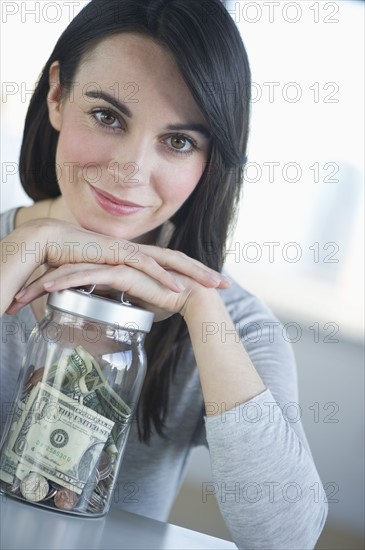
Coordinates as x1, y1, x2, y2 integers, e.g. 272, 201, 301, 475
19, 0, 251, 441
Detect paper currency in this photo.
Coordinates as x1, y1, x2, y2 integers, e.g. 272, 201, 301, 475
0, 344, 133, 512
0, 385, 39, 484
12, 382, 114, 494
95, 383, 131, 425
51, 346, 94, 390
65, 381, 118, 456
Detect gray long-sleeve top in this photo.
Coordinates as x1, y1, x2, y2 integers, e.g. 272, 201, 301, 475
0, 207, 327, 549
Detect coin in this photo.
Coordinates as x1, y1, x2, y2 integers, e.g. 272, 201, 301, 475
9, 477, 21, 494
21, 383, 32, 401
21, 365, 36, 399
43, 487, 58, 501
87, 491, 104, 513
20, 472, 49, 502
29, 367, 45, 386
54, 488, 79, 510
95, 481, 108, 500
96, 451, 112, 480
24, 365, 35, 383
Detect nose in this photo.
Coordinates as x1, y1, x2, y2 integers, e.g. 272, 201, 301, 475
107, 136, 152, 188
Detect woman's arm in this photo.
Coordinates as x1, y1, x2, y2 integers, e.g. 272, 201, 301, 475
182, 287, 328, 550
182, 287, 266, 412
0, 219, 49, 314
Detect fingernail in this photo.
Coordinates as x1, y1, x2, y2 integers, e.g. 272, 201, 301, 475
15, 289, 26, 301
5, 299, 16, 313
174, 280, 186, 292
221, 275, 232, 286
207, 275, 221, 286
43, 281, 55, 290
6, 301, 23, 314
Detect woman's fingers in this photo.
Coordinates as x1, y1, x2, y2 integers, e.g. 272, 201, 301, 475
105, 242, 231, 289
8, 262, 189, 315
47, 239, 185, 294
11, 263, 190, 316
8, 263, 118, 310
46, 227, 228, 291
135, 244, 231, 289
116, 250, 186, 292
45, 224, 230, 290
5, 265, 57, 314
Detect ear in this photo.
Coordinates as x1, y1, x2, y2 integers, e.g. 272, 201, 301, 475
47, 61, 63, 131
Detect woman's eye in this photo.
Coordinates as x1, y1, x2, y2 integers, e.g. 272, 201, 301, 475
92, 110, 121, 128
166, 135, 196, 154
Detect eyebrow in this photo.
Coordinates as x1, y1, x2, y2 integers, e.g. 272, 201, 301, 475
84, 90, 211, 139
166, 123, 211, 139
85, 91, 132, 117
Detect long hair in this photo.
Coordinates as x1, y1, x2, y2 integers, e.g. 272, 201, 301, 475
19, 0, 251, 442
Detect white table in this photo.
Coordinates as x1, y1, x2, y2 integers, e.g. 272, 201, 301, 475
0, 496, 237, 549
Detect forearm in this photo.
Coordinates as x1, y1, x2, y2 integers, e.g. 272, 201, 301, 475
0, 221, 48, 315
183, 288, 265, 415
184, 286, 327, 548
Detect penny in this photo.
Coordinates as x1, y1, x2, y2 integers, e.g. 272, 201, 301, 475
20, 472, 49, 502
29, 367, 45, 386
54, 488, 79, 510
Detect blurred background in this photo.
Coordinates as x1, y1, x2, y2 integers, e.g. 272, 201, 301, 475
1, 1, 364, 548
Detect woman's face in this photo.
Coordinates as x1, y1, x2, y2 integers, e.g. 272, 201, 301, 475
48, 33, 211, 243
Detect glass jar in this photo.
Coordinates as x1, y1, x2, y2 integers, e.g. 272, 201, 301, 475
0, 288, 154, 516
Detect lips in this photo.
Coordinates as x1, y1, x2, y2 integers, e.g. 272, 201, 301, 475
91, 186, 143, 207
89, 184, 145, 216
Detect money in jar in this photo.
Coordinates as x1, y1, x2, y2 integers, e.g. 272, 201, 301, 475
0, 289, 154, 517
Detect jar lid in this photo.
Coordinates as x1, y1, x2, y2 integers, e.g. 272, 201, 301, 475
47, 289, 154, 333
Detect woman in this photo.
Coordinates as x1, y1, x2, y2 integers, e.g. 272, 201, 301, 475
0, 0, 327, 547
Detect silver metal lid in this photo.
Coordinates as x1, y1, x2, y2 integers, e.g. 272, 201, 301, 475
47, 289, 154, 333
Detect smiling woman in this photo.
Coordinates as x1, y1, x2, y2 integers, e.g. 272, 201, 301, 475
44, 33, 212, 243
0, 1, 327, 548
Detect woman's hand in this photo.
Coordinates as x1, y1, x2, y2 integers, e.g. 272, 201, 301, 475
43, 221, 227, 290
3, 218, 229, 316
6, 261, 211, 321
